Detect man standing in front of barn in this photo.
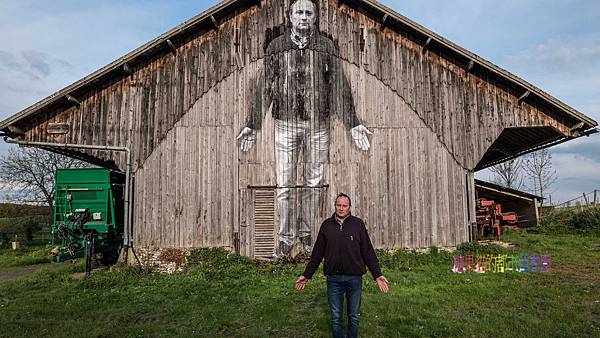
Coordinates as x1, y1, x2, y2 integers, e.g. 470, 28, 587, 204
296, 193, 389, 338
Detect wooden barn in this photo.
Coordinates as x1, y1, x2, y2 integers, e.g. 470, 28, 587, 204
1, 0, 597, 261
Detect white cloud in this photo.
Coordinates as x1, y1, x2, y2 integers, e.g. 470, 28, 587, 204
554, 153, 600, 179
519, 40, 600, 72
552, 134, 600, 162
0, 1, 219, 118
503, 34, 600, 121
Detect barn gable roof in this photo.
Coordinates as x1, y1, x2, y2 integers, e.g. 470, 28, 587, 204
1, 0, 597, 168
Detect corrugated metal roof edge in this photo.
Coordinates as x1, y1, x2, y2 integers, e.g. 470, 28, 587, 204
1, 0, 597, 131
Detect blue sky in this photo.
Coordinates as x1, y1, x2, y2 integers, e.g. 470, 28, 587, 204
1, 0, 599, 203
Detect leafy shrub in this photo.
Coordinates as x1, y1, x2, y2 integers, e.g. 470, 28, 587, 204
569, 207, 600, 234
538, 206, 600, 235
187, 247, 231, 264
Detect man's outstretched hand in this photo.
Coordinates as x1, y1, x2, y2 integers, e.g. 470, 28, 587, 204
295, 276, 309, 290
350, 125, 373, 151
237, 127, 256, 152
376, 276, 389, 293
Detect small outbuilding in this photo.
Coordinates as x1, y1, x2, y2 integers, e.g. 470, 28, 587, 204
475, 180, 542, 227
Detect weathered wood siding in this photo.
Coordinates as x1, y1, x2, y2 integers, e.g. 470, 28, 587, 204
18, 0, 577, 252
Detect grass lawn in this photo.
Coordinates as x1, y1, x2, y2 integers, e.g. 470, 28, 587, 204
0, 232, 599, 337
0, 245, 51, 270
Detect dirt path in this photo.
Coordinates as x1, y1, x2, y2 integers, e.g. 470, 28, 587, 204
0, 262, 72, 282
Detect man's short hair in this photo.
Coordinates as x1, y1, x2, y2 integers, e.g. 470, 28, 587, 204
335, 193, 352, 206
290, 0, 317, 11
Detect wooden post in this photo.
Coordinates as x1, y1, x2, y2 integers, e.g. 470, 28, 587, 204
583, 193, 589, 206
594, 190, 597, 205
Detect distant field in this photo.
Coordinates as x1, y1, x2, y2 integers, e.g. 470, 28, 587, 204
0, 232, 599, 338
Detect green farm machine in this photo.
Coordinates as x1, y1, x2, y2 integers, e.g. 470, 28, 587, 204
51, 168, 125, 272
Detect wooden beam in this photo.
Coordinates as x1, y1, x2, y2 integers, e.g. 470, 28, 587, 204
235, 51, 244, 69
166, 39, 177, 54
475, 184, 535, 202
123, 62, 133, 75
65, 95, 81, 106
7, 126, 25, 136
465, 60, 475, 73
518, 90, 530, 105
568, 122, 585, 137
570, 122, 584, 132
421, 37, 432, 54
380, 14, 389, 31
46, 122, 70, 135
210, 15, 219, 30
359, 28, 366, 52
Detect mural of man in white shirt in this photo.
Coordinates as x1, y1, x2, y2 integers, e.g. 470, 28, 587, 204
237, 0, 372, 259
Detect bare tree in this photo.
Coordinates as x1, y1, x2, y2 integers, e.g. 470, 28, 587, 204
523, 148, 557, 205
489, 157, 524, 190
0, 147, 90, 210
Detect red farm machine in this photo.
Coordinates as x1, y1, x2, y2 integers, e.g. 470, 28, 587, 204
475, 199, 518, 240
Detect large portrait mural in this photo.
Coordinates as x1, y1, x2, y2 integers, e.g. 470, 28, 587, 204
238, 0, 372, 259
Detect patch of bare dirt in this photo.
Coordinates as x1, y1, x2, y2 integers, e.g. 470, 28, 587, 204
478, 240, 515, 248
0, 263, 71, 282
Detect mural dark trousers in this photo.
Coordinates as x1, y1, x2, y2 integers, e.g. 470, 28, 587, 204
274, 118, 329, 256
327, 275, 362, 338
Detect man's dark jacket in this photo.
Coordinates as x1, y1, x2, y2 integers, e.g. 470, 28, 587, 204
302, 213, 382, 280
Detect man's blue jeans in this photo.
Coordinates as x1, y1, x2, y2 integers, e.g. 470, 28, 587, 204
326, 275, 363, 338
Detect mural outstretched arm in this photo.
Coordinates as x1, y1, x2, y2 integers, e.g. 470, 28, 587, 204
350, 124, 373, 151
238, 56, 275, 152
237, 127, 256, 152
330, 43, 373, 151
